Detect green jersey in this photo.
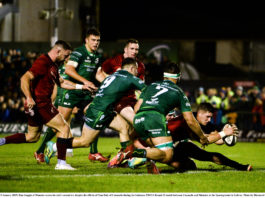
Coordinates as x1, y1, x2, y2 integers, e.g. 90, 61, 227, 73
57, 63, 68, 96
138, 80, 191, 115
90, 70, 145, 112
66, 45, 101, 85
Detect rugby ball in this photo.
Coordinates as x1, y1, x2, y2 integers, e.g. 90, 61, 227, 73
223, 135, 237, 146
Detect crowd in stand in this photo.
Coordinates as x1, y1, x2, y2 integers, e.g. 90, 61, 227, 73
194, 85, 265, 135
1, 48, 265, 135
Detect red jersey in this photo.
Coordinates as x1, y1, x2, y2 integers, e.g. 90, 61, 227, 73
101, 54, 145, 80
29, 54, 60, 107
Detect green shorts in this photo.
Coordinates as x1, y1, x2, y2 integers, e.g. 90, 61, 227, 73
133, 110, 171, 141
84, 106, 116, 130
59, 89, 93, 109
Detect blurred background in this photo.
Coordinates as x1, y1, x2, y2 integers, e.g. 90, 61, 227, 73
1, 0, 265, 142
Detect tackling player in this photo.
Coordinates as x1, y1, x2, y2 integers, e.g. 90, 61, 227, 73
114, 62, 209, 170
96, 39, 146, 167
44, 58, 146, 168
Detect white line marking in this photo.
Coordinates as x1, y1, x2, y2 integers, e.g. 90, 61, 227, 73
7, 169, 264, 179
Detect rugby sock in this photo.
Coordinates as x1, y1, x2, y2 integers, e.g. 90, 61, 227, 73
90, 136, 99, 154
132, 149, 147, 158
57, 137, 73, 160
36, 127, 56, 154
5, 133, 26, 144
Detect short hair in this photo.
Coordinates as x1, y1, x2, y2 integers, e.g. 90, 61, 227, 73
121, 58, 137, 69
125, 38, 139, 47
163, 62, 181, 75
197, 102, 215, 113
86, 28, 100, 38
55, 40, 72, 51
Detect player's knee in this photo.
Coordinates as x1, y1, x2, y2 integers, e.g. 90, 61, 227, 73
26, 133, 41, 143
212, 153, 222, 164
162, 149, 173, 164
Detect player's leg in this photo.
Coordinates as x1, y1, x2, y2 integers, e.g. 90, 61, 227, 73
108, 114, 135, 167
211, 152, 252, 171
71, 124, 100, 148
46, 113, 75, 170
145, 136, 174, 164
120, 106, 135, 125
178, 141, 252, 171
0, 125, 42, 145
82, 101, 109, 162
0, 124, 44, 163
132, 111, 173, 163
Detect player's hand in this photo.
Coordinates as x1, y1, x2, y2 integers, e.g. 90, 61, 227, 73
200, 135, 209, 148
231, 124, 239, 136
26, 97, 35, 109
83, 81, 98, 92
223, 124, 234, 136
223, 124, 239, 136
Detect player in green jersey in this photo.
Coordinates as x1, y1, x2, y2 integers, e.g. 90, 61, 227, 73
113, 62, 209, 171
36, 28, 108, 164
44, 58, 145, 168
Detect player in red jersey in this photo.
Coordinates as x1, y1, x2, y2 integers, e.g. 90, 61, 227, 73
96, 39, 146, 167
0, 40, 92, 170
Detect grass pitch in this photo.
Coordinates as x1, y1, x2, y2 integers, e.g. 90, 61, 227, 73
0, 134, 265, 193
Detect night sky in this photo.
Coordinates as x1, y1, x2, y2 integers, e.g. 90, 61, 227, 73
99, 1, 265, 40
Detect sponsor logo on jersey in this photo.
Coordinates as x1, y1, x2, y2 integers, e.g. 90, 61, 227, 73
65, 93, 69, 99
134, 117, 145, 124
148, 128, 162, 134
146, 98, 159, 105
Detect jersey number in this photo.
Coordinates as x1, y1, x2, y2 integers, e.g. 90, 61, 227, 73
152, 85, 168, 98
101, 76, 116, 89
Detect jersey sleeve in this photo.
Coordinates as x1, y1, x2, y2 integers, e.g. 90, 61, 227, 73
179, 91, 192, 112
29, 56, 47, 77
67, 50, 83, 68
132, 76, 146, 91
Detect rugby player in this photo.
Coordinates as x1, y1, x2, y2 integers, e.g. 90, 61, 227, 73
36, 28, 109, 163
168, 102, 252, 172
96, 39, 146, 167
44, 58, 146, 168
0, 40, 91, 170
114, 62, 209, 170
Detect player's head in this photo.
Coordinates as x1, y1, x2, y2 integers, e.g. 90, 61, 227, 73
85, 28, 101, 52
53, 40, 72, 63
196, 102, 215, 126
163, 62, 181, 84
121, 57, 138, 76
124, 38, 139, 59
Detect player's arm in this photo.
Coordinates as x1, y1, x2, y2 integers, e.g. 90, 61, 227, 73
51, 84, 57, 103
134, 98, 143, 113
95, 67, 109, 83
207, 124, 238, 144
20, 71, 35, 109
59, 77, 96, 92
182, 111, 209, 146
65, 61, 97, 91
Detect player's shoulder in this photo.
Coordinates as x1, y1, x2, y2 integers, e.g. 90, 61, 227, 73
136, 60, 145, 68
33, 54, 51, 66
71, 45, 86, 57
